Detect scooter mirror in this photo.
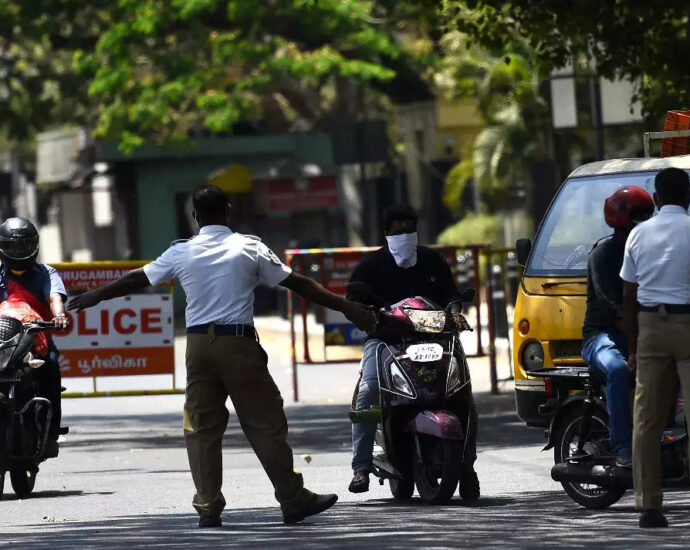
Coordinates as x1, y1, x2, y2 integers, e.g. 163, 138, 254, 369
460, 288, 475, 303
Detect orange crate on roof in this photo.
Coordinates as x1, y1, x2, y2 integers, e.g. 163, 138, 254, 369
661, 110, 690, 157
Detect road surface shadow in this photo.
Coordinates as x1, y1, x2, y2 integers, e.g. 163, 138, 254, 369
4, 490, 690, 549
61, 391, 541, 453
0, 490, 114, 501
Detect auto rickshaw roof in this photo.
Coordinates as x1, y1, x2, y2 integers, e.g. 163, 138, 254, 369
569, 155, 690, 179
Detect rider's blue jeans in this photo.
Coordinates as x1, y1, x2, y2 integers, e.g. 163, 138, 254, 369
351, 338, 381, 472
581, 331, 632, 457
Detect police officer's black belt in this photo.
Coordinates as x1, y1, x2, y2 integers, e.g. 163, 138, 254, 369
186, 323, 258, 338
638, 304, 690, 314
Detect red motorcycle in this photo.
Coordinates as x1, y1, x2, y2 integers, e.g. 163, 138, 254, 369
348, 283, 476, 504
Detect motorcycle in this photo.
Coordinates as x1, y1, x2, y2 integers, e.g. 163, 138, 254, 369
348, 282, 476, 504
527, 365, 688, 509
0, 314, 65, 499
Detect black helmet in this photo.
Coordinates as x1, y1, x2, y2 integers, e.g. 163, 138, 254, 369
0, 217, 39, 272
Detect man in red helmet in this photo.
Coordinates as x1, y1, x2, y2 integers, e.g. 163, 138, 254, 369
581, 186, 655, 468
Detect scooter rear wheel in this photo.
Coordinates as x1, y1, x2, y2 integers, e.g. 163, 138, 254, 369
10, 468, 37, 499
413, 436, 461, 504
389, 478, 414, 500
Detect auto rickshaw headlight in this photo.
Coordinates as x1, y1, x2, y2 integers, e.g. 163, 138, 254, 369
522, 342, 544, 370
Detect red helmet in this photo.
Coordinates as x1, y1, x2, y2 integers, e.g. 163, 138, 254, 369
604, 186, 655, 229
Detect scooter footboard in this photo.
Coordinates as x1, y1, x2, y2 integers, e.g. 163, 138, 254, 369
406, 410, 463, 440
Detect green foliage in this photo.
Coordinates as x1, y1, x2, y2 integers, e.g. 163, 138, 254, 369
75, 0, 431, 152
437, 211, 500, 247
436, 30, 549, 213
441, 0, 690, 121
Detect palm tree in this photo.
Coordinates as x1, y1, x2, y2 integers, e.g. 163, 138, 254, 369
435, 31, 551, 221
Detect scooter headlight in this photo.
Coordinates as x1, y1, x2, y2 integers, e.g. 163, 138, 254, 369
446, 355, 469, 396
389, 361, 416, 398
404, 309, 446, 333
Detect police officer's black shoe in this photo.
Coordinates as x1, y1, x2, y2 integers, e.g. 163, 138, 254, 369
199, 514, 222, 528
348, 470, 369, 493
283, 493, 338, 524
459, 470, 480, 501
639, 510, 668, 528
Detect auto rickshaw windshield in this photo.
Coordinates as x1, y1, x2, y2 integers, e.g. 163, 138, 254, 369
526, 171, 659, 277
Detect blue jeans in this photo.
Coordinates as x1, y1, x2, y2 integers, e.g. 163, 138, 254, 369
581, 331, 632, 457
352, 338, 381, 472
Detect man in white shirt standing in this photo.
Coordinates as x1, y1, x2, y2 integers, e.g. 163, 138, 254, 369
67, 185, 375, 528
621, 167, 690, 528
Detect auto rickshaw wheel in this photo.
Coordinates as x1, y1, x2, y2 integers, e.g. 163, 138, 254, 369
555, 407, 626, 509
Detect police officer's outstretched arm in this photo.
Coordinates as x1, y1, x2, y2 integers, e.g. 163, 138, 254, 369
66, 268, 151, 312
280, 272, 375, 332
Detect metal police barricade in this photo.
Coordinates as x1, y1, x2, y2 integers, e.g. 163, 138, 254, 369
285, 245, 486, 402
52, 261, 179, 397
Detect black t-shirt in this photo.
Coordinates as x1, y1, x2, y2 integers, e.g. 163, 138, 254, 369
348, 246, 460, 307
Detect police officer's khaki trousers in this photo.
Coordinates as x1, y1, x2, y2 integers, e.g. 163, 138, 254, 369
184, 331, 310, 517
633, 311, 690, 510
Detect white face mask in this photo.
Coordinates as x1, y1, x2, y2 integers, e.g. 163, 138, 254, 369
386, 232, 418, 268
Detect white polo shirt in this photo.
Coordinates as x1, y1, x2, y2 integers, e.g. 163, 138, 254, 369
620, 205, 690, 306
143, 225, 291, 327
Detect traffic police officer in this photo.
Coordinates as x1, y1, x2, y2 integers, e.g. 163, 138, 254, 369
68, 184, 374, 528
621, 167, 690, 528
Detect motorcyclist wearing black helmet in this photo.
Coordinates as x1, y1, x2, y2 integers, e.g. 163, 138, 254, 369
0, 217, 69, 457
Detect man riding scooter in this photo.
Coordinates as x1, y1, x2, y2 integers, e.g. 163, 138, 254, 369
347, 205, 479, 499
581, 187, 654, 467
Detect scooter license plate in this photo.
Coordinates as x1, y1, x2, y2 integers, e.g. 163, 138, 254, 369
405, 343, 443, 362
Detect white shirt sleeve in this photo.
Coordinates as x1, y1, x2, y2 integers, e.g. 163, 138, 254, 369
620, 230, 638, 283
143, 246, 176, 286
256, 242, 291, 288
45, 265, 67, 298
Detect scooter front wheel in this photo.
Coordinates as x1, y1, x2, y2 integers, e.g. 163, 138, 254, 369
413, 435, 461, 504
389, 478, 414, 500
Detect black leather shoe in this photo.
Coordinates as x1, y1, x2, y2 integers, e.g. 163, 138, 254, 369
199, 515, 222, 528
283, 493, 338, 524
460, 470, 480, 501
348, 470, 370, 494
639, 510, 668, 528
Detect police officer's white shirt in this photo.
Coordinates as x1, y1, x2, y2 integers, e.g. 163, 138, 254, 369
143, 225, 291, 327
620, 205, 690, 306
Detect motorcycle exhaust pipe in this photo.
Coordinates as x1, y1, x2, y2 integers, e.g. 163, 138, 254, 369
551, 462, 632, 489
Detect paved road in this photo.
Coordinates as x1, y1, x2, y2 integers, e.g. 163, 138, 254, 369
1, 390, 689, 549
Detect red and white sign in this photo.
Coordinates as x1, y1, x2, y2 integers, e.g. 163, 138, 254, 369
255, 176, 339, 213
53, 262, 174, 378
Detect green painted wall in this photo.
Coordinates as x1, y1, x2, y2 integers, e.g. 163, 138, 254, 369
102, 133, 336, 315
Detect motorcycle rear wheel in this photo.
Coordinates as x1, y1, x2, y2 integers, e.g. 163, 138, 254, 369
389, 478, 415, 500
10, 469, 37, 499
555, 407, 626, 509
413, 436, 461, 504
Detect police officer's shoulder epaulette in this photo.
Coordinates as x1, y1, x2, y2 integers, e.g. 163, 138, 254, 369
238, 233, 262, 242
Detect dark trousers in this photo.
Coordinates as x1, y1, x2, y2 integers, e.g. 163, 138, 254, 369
36, 340, 61, 440
184, 330, 312, 517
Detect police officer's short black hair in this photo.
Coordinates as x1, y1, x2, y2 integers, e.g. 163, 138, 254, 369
193, 184, 230, 218
655, 167, 690, 204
